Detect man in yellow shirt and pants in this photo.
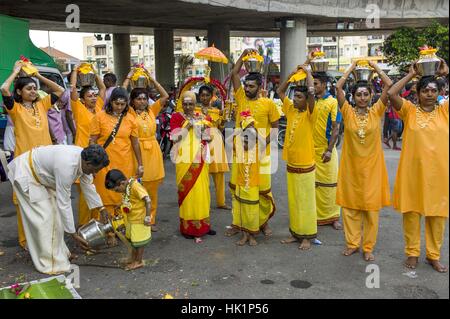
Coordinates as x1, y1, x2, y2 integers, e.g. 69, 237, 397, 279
311, 72, 342, 230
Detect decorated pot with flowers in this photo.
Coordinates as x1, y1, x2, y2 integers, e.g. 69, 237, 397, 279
243, 51, 264, 74
131, 65, 150, 89
310, 49, 329, 73
77, 62, 96, 87
353, 60, 374, 82
416, 46, 441, 77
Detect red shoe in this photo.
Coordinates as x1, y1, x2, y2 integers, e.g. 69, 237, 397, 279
393, 146, 402, 151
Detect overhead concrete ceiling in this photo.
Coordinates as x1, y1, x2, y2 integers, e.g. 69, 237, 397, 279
1, 0, 448, 34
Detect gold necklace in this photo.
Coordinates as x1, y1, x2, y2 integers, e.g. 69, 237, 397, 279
23, 103, 41, 128
353, 108, 369, 144
416, 106, 437, 129
243, 149, 256, 191
138, 111, 150, 132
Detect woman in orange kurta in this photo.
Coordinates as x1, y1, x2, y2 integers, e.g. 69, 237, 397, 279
197, 85, 230, 210
335, 60, 392, 262
388, 59, 449, 273
89, 87, 143, 245
1, 60, 64, 249
123, 69, 168, 231
70, 66, 106, 226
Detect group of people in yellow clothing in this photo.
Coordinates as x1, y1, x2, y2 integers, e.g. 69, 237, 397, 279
1, 47, 448, 273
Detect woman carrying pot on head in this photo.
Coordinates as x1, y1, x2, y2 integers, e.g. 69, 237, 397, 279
387, 59, 449, 273
123, 67, 169, 232
89, 87, 144, 246
70, 65, 107, 226
197, 85, 230, 210
335, 60, 392, 262
170, 91, 216, 243
1, 60, 64, 249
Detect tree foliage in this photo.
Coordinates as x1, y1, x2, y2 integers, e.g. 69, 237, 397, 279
383, 21, 449, 69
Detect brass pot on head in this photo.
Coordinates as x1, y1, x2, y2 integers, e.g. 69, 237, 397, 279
416, 54, 441, 77
77, 63, 96, 87
131, 75, 149, 89
244, 59, 263, 74
310, 52, 329, 73
353, 67, 373, 82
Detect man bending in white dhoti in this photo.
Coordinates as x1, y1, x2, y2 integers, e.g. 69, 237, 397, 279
7, 144, 110, 275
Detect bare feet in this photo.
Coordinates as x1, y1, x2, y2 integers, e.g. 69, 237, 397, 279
69, 253, 79, 262
280, 236, 297, 244
332, 221, 343, 230
383, 138, 391, 148
363, 252, 375, 262
404, 257, 419, 269
299, 239, 311, 250
119, 257, 133, 265
236, 232, 248, 246
106, 235, 118, 247
261, 224, 273, 237
125, 261, 144, 271
248, 235, 258, 246
426, 259, 448, 273
342, 247, 359, 256
225, 227, 240, 237
217, 205, 232, 210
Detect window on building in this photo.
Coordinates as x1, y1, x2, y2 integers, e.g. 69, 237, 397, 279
323, 46, 337, 58
95, 46, 106, 56
323, 37, 337, 43
309, 37, 322, 44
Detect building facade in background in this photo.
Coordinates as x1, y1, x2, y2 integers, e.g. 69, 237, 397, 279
83, 34, 387, 80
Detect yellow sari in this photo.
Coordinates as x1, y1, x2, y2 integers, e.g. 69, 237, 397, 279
171, 112, 211, 237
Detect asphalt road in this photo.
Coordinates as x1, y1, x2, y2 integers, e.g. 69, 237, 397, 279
0, 144, 448, 299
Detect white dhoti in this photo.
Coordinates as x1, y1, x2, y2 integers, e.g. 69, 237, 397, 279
9, 154, 71, 274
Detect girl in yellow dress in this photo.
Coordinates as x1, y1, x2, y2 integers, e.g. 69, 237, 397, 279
1, 60, 64, 249
197, 85, 230, 210
123, 68, 168, 232
335, 60, 392, 262
387, 59, 449, 273
105, 169, 151, 271
277, 65, 317, 250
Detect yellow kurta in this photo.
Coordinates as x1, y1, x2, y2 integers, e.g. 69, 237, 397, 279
312, 94, 341, 224
90, 110, 138, 210
393, 100, 449, 217
72, 97, 103, 148
134, 100, 165, 182
231, 86, 279, 228
336, 101, 390, 210
282, 97, 317, 239
125, 180, 151, 248
7, 95, 53, 157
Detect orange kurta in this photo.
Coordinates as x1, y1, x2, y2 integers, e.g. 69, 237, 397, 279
90, 110, 138, 207
393, 100, 449, 217
134, 100, 165, 182
72, 97, 103, 148
7, 95, 53, 156
336, 101, 390, 211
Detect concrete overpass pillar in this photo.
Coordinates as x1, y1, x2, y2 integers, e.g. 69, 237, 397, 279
207, 23, 230, 82
280, 18, 307, 82
113, 34, 131, 84
154, 29, 175, 90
